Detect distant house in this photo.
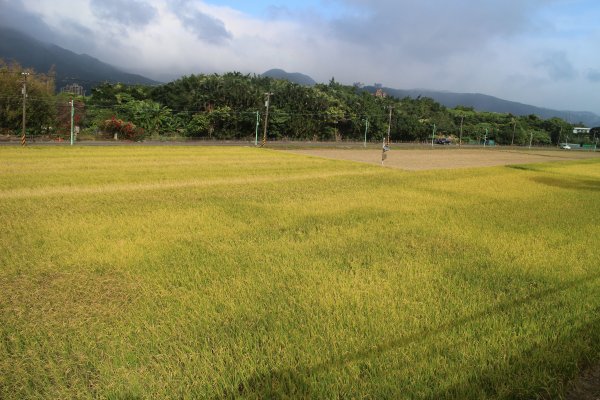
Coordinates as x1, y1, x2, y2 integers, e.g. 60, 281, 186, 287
374, 88, 388, 98
572, 127, 590, 135
60, 83, 85, 96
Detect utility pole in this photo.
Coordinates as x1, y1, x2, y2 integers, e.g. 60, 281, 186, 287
511, 119, 516, 146
557, 126, 562, 148
483, 128, 488, 147
459, 115, 464, 147
381, 135, 387, 166
529, 131, 534, 149
21, 72, 29, 146
70, 99, 75, 146
363, 117, 369, 148
261, 92, 273, 147
386, 106, 393, 146
431, 123, 436, 147
254, 111, 260, 146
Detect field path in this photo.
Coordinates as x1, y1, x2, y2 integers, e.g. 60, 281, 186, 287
566, 363, 600, 400
0, 169, 380, 199
284, 148, 600, 170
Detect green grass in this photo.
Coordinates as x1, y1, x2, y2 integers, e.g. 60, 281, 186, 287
1, 146, 599, 399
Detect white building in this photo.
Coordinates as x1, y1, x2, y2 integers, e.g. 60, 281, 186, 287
60, 83, 85, 97
573, 127, 591, 135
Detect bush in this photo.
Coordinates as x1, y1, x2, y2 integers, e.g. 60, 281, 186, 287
101, 116, 145, 141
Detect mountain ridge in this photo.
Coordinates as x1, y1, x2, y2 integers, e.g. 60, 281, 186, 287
260, 68, 600, 127
365, 86, 600, 127
262, 69, 316, 86
0, 26, 159, 92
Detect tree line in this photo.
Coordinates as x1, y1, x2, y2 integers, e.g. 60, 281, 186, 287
1, 59, 597, 145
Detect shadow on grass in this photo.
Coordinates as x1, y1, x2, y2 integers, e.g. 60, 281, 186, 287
433, 316, 600, 399
531, 176, 600, 192
219, 273, 600, 399
508, 163, 600, 192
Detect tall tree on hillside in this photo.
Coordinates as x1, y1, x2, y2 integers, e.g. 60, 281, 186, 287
0, 59, 56, 135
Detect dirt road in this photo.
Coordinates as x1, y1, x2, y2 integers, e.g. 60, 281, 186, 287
285, 148, 600, 170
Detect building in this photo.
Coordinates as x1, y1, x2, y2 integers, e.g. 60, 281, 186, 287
60, 83, 85, 97
572, 127, 591, 135
374, 88, 387, 98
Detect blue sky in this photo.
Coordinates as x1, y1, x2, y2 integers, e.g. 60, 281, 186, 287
1, 0, 599, 114
205, 0, 355, 19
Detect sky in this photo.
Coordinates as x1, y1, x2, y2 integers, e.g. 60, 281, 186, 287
1, 0, 599, 114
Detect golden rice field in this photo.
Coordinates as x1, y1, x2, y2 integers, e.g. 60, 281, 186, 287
0, 146, 599, 399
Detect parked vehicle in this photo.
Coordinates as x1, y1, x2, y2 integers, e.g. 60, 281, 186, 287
435, 138, 452, 145
560, 144, 571, 150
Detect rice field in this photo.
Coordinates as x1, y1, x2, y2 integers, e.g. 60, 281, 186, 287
0, 146, 599, 399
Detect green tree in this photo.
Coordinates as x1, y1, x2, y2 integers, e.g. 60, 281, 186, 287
82, 71, 578, 145
118, 99, 172, 136
186, 113, 210, 137
0, 59, 56, 136
542, 117, 572, 145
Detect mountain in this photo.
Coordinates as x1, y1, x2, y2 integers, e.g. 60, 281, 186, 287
364, 86, 600, 127
0, 26, 159, 93
262, 69, 316, 86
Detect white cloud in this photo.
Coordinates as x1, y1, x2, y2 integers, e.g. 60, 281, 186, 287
537, 51, 578, 81
90, 0, 157, 28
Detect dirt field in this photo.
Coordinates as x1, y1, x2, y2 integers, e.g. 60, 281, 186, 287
285, 148, 600, 170
566, 363, 600, 400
